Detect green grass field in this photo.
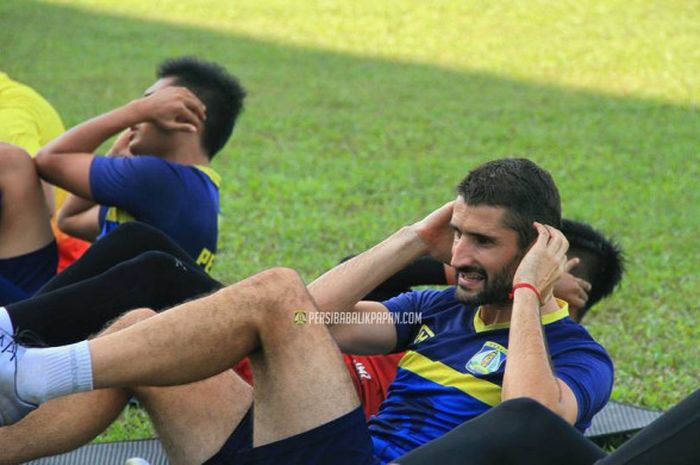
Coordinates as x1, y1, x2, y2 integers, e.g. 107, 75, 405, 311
2, 0, 698, 444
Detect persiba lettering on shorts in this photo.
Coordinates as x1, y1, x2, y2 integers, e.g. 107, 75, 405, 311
293, 310, 422, 326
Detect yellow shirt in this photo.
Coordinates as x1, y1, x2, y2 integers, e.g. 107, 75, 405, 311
0, 72, 67, 206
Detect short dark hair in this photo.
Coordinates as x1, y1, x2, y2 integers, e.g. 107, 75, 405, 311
157, 57, 246, 158
561, 219, 625, 316
456, 158, 561, 249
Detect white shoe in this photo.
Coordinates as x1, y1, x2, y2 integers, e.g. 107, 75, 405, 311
124, 458, 151, 465
0, 330, 36, 426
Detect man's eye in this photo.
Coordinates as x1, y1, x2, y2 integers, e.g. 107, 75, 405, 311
453, 230, 462, 240
475, 235, 492, 245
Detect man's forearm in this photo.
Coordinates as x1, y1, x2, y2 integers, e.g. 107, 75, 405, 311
37, 102, 143, 157
57, 196, 100, 241
308, 227, 429, 313
502, 291, 575, 422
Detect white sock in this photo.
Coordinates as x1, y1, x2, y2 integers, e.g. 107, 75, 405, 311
16, 341, 94, 405
0, 307, 14, 335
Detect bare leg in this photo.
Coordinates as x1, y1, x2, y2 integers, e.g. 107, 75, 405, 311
0, 143, 53, 258
135, 372, 251, 465
2, 307, 253, 465
0, 390, 129, 465
87, 268, 359, 445
0, 309, 150, 465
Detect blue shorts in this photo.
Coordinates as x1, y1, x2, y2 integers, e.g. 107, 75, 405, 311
0, 241, 57, 304
204, 407, 378, 465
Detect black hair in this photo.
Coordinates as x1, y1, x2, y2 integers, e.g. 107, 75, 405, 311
157, 57, 246, 158
456, 158, 562, 249
561, 219, 625, 315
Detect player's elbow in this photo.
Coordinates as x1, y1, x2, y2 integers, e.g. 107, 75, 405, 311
33, 148, 60, 179
56, 209, 96, 242
56, 208, 71, 233
502, 384, 576, 424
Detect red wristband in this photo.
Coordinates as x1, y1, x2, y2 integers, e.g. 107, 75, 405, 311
509, 282, 542, 304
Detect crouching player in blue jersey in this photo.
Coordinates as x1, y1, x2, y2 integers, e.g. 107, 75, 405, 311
0, 159, 613, 465
28, 57, 243, 275
0, 57, 243, 311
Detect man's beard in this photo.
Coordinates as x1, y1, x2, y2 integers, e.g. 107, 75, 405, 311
454, 256, 522, 307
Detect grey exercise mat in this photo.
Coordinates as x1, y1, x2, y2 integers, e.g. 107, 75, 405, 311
25, 439, 168, 465
24, 401, 663, 464
585, 400, 663, 438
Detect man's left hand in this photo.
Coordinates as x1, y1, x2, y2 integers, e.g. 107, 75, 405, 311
513, 222, 568, 303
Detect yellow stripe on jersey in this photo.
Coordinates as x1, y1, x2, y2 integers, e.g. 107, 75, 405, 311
473, 299, 570, 333
105, 207, 135, 223
194, 165, 221, 189
398, 350, 502, 406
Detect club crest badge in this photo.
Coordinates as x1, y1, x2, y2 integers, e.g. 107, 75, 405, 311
465, 341, 507, 375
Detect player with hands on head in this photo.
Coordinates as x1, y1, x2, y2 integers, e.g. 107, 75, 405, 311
342, 218, 622, 420
409, 194, 583, 423
34, 57, 245, 271
35, 80, 206, 204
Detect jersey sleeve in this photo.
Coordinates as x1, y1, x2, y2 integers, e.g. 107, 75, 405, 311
383, 289, 446, 352
89, 156, 182, 217
553, 342, 614, 430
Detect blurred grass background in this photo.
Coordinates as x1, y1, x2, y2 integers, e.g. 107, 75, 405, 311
1, 0, 698, 443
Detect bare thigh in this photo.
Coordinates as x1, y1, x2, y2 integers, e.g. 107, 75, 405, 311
136, 371, 252, 465
246, 269, 360, 446
0, 143, 52, 258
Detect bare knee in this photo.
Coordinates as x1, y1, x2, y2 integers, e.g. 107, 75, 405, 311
254, 267, 306, 296
99, 308, 158, 336
244, 267, 307, 309
0, 143, 33, 173
217, 267, 311, 324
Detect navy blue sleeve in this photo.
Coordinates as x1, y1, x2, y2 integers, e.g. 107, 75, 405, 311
553, 342, 614, 431
89, 156, 182, 217
383, 289, 446, 352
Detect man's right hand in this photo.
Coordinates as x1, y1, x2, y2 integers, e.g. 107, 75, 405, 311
411, 201, 455, 264
134, 86, 207, 133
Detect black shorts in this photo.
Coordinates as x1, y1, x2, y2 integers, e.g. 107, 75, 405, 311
204, 407, 378, 465
0, 241, 57, 304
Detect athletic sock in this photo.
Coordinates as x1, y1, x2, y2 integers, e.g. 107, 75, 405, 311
15, 341, 93, 405
0, 307, 13, 336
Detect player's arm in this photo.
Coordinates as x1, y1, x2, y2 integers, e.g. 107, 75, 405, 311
54, 129, 135, 241
56, 197, 100, 241
308, 201, 455, 354
501, 223, 579, 424
34, 87, 206, 199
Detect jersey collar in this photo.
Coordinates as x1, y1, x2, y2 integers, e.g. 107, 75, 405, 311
195, 165, 221, 189
473, 298, 570, 333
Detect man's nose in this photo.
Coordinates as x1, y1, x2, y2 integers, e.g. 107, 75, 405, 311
451, 237, 476, 269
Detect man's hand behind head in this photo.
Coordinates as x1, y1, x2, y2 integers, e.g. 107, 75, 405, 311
411, 201, 455, 264
553, 258, 593, 321
136, 86, 206, 133
513, 223, 568, 304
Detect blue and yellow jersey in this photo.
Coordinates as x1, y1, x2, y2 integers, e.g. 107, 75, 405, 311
369, 287, 613, 463
89, 155, 220, 273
